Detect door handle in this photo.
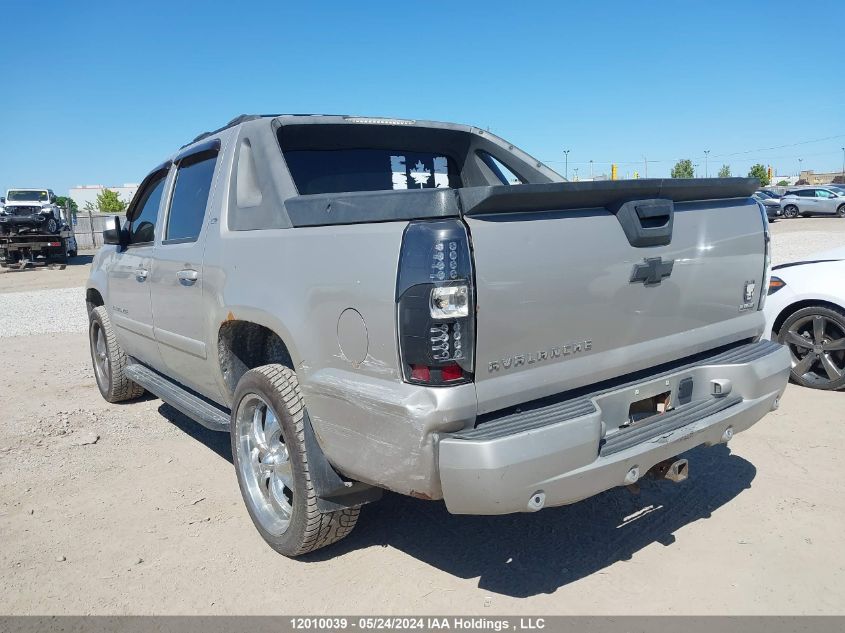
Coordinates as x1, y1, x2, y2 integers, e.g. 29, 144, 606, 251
177, 269, 199, 285
135, 268, 148, 281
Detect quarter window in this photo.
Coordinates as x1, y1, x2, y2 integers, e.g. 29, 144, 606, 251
165, 152, 218, 242
129, 172, 167, 244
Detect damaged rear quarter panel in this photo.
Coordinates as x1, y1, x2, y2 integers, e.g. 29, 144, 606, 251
208, 220, 475, 497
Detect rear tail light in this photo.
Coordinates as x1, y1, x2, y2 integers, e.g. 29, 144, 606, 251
396, 219, 475, 385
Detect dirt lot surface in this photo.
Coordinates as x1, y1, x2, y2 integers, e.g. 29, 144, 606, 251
1, 222, 844, 615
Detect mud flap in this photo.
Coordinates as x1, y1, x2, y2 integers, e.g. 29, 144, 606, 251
301, 410, 382, 512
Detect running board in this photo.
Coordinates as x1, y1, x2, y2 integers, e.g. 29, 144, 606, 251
125, 363, 230, 432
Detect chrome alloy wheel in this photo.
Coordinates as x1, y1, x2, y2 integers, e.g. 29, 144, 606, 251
234, 394, 294, 536
784, 314, 845, 386
90, 320, 110, 390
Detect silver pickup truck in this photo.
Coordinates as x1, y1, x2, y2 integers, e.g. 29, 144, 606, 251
86, 114, 790, 556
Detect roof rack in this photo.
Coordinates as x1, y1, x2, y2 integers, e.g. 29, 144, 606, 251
182, 114, 271, 148
181, 113, 351, 148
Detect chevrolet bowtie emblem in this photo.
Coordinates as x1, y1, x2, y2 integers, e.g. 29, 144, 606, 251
630, 257, 674, 286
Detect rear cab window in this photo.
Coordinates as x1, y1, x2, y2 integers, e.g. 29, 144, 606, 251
277, 123, 471, 196
283, 149, 460, 195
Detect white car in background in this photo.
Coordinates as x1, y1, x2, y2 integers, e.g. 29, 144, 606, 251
764, 245, 845, 390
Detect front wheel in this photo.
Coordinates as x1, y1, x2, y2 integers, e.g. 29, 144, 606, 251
44, 217, 58, 233
777, 305, 845, 390
89, 306, 145, 402
836, 205, 845, 218
231, 364, 360, 557
782, 205, 799, 219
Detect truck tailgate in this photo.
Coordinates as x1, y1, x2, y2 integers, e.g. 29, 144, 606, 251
460, 178, 767, 415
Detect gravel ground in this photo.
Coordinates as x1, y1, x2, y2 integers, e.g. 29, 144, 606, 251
769, 217, 845, 265
0, 286, 87, 337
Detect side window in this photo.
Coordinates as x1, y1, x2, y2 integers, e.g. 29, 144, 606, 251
165, 152, 218, 243
816, 189, 832, 198
797, 189, 814, 197
129, 172, 167, 245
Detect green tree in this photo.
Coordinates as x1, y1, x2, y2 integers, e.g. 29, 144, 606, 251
777, 180, 789, 186
95, 189, 127, 213
717, 164, 731, 178
748, 164, 770, 187
670, 159, 694, 178
54, 196, 78, 219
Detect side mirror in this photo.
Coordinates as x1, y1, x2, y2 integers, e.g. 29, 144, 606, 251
0, 197, 4, 204
103, 216, 124, 246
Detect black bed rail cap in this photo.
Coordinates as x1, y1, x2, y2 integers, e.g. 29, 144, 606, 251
459, 178, 759, 216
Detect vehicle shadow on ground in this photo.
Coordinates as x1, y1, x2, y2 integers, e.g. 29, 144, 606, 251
315, 443, 756, 597
69, 254, 94, 266
156, 403, 755, 598
158, 403, 233, 461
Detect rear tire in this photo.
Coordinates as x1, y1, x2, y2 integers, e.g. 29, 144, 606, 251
782, 205, 799, 219
231, 364, 360, 557
89, 306, 145, 402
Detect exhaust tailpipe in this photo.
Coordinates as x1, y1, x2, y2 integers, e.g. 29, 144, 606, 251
648, 457, 689, 483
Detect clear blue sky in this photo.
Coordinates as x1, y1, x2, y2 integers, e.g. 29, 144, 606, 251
2, 0, 843, 195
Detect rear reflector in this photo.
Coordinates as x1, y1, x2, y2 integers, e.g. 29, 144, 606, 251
410, 365, 431, 382
440, 363, 463, 382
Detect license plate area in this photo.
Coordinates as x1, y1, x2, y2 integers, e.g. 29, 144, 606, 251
624, 391, 672, 427
595, 376, 689, 435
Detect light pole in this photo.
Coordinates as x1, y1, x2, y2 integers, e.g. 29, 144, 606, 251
642, 156, 648, 178
573, 167, 579, 181
841, 147, 844, 179
589, 159, 594, 180
704, 150, 710, 178
563, 149, 570, 180
798, 158, 803, 177
694, 164, 700, 178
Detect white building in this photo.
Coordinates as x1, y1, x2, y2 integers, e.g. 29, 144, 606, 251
69, 183, 139, 211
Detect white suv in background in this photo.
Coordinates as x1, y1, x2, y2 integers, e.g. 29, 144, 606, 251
780, 187, 845, 219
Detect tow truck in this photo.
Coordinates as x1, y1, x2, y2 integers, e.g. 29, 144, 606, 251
0, 190, 78, 268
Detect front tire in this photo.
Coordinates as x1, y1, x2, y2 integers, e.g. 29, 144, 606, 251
836, 205, 845, 218
782, 205, 799, 219
777, 305, 845, 390
44, 217, 58, 233
89, 306, 145, 402
231, 364, 359, 557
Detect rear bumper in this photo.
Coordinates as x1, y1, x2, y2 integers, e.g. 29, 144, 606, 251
438, 340, 790, 515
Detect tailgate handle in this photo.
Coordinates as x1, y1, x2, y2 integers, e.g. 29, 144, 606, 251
635, 202, 671, 227
610, 198, 674, 248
